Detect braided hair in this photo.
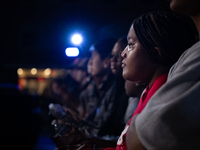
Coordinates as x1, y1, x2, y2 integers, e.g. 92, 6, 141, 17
133, 11, 197, 66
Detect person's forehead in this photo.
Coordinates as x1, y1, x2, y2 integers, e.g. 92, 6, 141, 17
91, 49, 99, 55
127, 26, 137, 41
91, 50, 101, 58
112, 43, 123, 53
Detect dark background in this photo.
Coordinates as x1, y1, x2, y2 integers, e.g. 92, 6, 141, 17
1, 0, 172, 69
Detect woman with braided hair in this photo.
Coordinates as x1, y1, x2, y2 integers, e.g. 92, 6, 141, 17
54, 11, 196, 150
104, 11, 197, 150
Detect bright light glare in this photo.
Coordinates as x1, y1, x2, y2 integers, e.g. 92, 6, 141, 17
17, 68, 23, 75
44, 68, 51, 76
71, 34, 82, 45
65, 47, 79, 57
31, 68, 37, 75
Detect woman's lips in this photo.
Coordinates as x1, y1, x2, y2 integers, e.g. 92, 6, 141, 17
121, 61, 126, 68
122, 63, 126, 68
121, 64, 126, 68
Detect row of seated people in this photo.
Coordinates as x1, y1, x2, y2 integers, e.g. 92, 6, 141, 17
1, 8, 198, 150
48, 37, 146, 139
47, 11, 197, 150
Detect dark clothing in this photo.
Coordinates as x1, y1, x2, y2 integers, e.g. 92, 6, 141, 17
80, 74, 115, 121
96, 76, 129, 136
79, 74, 129, 136
79, 81, 99, 120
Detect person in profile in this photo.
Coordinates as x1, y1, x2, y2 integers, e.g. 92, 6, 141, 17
104, 11, 197, 150
127, 0, 200, 149
79, 38, 117, 126
70, 57, 91, 93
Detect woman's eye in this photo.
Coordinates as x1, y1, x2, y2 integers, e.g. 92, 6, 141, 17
127, 44, 133, 51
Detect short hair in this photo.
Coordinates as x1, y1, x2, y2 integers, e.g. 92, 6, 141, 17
89, 38, 117, 60
133, 11, 197, 66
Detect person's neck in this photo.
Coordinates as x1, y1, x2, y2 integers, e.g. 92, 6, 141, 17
191, 14, 200, 40
148, 66, 169, 88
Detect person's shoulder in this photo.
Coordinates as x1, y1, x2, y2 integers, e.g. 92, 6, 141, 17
170, 41, 200, 73
182, 41, 200, 56
179, 41, 200, 57
191, 41, 200, 49
80, 81, 95, 95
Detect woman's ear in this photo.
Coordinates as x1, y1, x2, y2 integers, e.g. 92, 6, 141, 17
150, 47, 162, 60
155, 47, 162, 58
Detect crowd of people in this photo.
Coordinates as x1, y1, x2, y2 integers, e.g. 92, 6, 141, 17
2, 0, 200, 149
47, 7, 199, 149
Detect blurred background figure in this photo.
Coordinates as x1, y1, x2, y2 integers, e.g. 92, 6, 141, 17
70, 57, 91, 93
110, 37, 126, 76
78, 38, 132, 138
96, 37, 129, 137
78, 38, 117, 123
50, 75, 80, 115
47, 57, 92, 134
48, 74, 81, 133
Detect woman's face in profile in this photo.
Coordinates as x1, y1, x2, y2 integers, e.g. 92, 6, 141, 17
110, 42, 123, 75
121, 25, 157, 84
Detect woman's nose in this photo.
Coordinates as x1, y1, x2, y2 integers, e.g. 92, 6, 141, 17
121, 47, 127, 58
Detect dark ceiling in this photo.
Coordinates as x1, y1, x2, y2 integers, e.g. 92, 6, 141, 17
1, 0, 170, 69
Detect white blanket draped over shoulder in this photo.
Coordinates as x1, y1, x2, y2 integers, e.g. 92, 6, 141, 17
135, 41, 200, 150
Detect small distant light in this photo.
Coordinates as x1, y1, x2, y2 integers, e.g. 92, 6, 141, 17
44, 68, 51, 76
65, 47, 79, 57
71, 34, 82, 45
17, 68, 23, 75
31, 68, 37, 75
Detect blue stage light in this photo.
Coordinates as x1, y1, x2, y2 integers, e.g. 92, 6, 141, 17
65, 47, 79, 57
71, 34, 82, 45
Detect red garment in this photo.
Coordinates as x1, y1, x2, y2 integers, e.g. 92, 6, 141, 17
105, 74, 168, 150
